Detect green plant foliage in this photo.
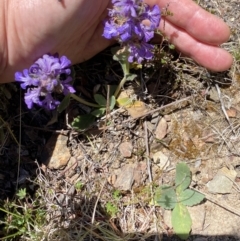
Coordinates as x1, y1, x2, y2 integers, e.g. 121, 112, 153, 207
94, 94, 107, 106
109, 95, 116, 110
153, 162, 205, 240
154, 185, 177, 209
91, 95, 115, 118
57, 94, 71, 113
105, 202, 119, 217
71, 114, 95, 130
169, 44, 175, 50
16, 188, 27, 200
112, 46, 130, 76
75, 181, 83, 191
116, 97, 133, 107
175, 162, 191, 194
171, 203, 192, 240
91, 108, 106, 117
113, 190, 121, 200
125, 73, 137, 81
0, 189, 46, 240
178, 189, 205, 206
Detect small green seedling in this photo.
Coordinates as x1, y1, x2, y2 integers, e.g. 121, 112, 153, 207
112, 190, 122, 200
0, 188, 46, 240
105, 202, 119, 217
75, 181, 83, 192
16, 188, 27, 200
105, 190, 122, 218
154, 162, 205, 240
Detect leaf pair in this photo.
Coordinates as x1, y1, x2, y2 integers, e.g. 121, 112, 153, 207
91, 94, 116, 117
154, 162, 205, 240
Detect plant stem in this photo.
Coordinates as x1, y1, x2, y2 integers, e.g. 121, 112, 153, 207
0, 231, 22, 240
114, 76, 127, 98
0, 207, 22, 219
70, 94, 100, 108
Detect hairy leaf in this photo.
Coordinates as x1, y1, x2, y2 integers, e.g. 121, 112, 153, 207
94, 94, 107, 106
125, 73, 137, 81
109, 95, 116, 110
175, 162, 191, 194
71, 114, 95, 130
116, 97, 133, 107
179, 189, 205, 206
154, 185, 177, 209
91, 108, 106, 117
172, 203, 192, 240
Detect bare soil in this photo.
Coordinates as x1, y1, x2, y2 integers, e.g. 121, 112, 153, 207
0, 0, 240, 240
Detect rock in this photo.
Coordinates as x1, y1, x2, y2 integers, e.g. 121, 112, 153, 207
133, 162, 147, 186
40, 134, 71, 169
155, 117, 168, 140
226, 107, 237, 118
118, 141, 133, 158
208, 88, 219, 102
113, 164, 135, 190
206, 167, 237, 194
152, 151, 170, 170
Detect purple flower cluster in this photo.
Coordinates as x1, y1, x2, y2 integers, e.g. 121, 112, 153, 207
15, 54, 75, 110
103, 0, 161, 63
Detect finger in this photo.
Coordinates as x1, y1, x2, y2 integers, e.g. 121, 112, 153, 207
146, 0, 231, 45
161, 20, 233, 71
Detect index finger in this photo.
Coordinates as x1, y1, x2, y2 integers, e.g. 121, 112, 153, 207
146, 0, 231, 45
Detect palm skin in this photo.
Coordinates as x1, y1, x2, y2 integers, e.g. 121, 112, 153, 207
0, 0, 233, 83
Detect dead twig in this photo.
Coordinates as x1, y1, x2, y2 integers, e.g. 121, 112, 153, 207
91, 179, 107, 224
144, 119, 159, 238
121, 95, 192, 124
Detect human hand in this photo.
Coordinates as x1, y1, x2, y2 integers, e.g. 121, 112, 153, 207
0, 0, 233, 83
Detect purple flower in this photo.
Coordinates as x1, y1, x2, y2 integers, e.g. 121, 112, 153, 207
143, 5, 161, 29
103, 0, 161, 63
127, 42, 154, 63
113, 0, 139, 17
15, 54, 75, 110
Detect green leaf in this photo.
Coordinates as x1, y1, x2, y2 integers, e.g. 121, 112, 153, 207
94, 94, 107, 106
75, 181, 83, 191
169, 44, 175, 50
116, 97, 133, 107
175, 162, 191, 194
91, 108, 106, 117
109, 95, 116, 110
71, 114, 95, 130
106, 202, 118, 217
57, 94, 71, 113
154, 185, 177, 209
105, 85, 117, 96
179, 189, 205, 206
16, 188, 27, 200
113, 190, 121, 200
125, 73, 137, 81
172, 203, 192, 240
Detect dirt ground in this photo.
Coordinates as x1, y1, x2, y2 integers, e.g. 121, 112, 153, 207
0, 0, 240, 240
